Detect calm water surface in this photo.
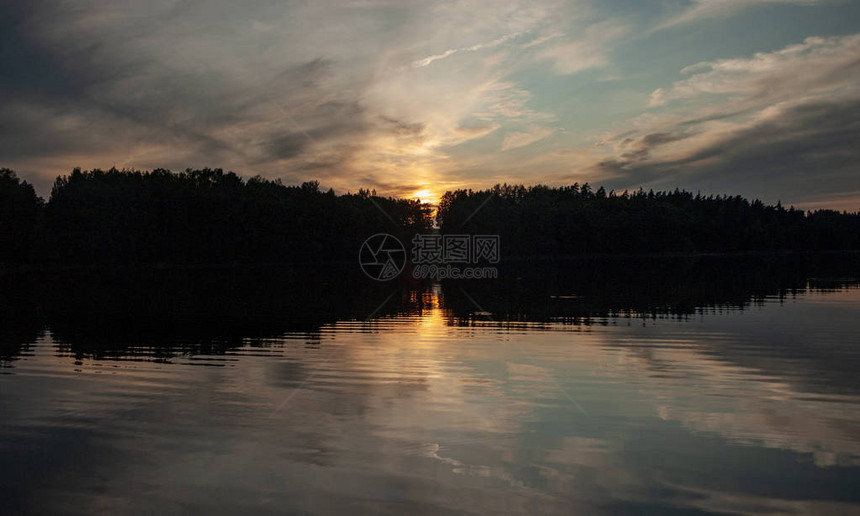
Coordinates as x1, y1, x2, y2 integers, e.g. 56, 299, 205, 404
2, 284, 860, 514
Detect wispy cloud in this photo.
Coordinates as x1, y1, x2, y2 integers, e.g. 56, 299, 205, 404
502, 125, 556, 151
656, 0, 828, 31
650, 34, 860, 106
411, 31, 523, 68
592, 33, 860, 207
537, 21, 627, 75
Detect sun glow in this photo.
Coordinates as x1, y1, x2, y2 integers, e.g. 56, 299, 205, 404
412, 188, 440, 205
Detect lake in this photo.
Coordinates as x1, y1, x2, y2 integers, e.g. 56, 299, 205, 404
2, 257, 860, 514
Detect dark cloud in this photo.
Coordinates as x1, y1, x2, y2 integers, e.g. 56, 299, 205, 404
613, 131, 688, 165
677, 107, 758, 127
265, 133, 310, 161
619, 148, 649, 162
0, 3, 80, 101
378, 115, 425, 137
639, 131, 683, 147
0, 0, 388, 192
598, 97, 860, 207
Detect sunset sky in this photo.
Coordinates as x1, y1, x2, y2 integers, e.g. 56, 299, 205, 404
2, 0, 859, 209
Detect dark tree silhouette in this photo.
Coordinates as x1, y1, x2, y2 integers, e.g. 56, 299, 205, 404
0, 169, 42, 263
2, 168, 859, 266
438, 183, 860, 256
41, 167, 432, 265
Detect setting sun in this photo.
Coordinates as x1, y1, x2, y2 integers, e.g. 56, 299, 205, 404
412, 188, 440, 205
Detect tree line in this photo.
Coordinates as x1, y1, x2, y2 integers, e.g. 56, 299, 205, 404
2, 169, 859, 266
437, 183, 860, 256
0, 167, 431, 265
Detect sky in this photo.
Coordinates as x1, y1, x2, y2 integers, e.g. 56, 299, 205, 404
2, 0, 859, 209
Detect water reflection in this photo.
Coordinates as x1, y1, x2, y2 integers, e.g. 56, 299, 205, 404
1, 257, 860, 514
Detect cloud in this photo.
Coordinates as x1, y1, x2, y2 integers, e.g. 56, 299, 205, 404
657, 0, 828, 31
1, 0, 570, 197
650, 34, 860, 106
537, 21, 627, 75
591, 34, 860, 207
502, 125, 556, 151
609, 131, 688, 164
411, 31, 523, 68
1, 0, 857, 210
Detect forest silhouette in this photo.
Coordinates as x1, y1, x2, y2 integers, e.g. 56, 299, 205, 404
437, 184, 860, 256
1, 167, 430, 265
1, 167, 859, 266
